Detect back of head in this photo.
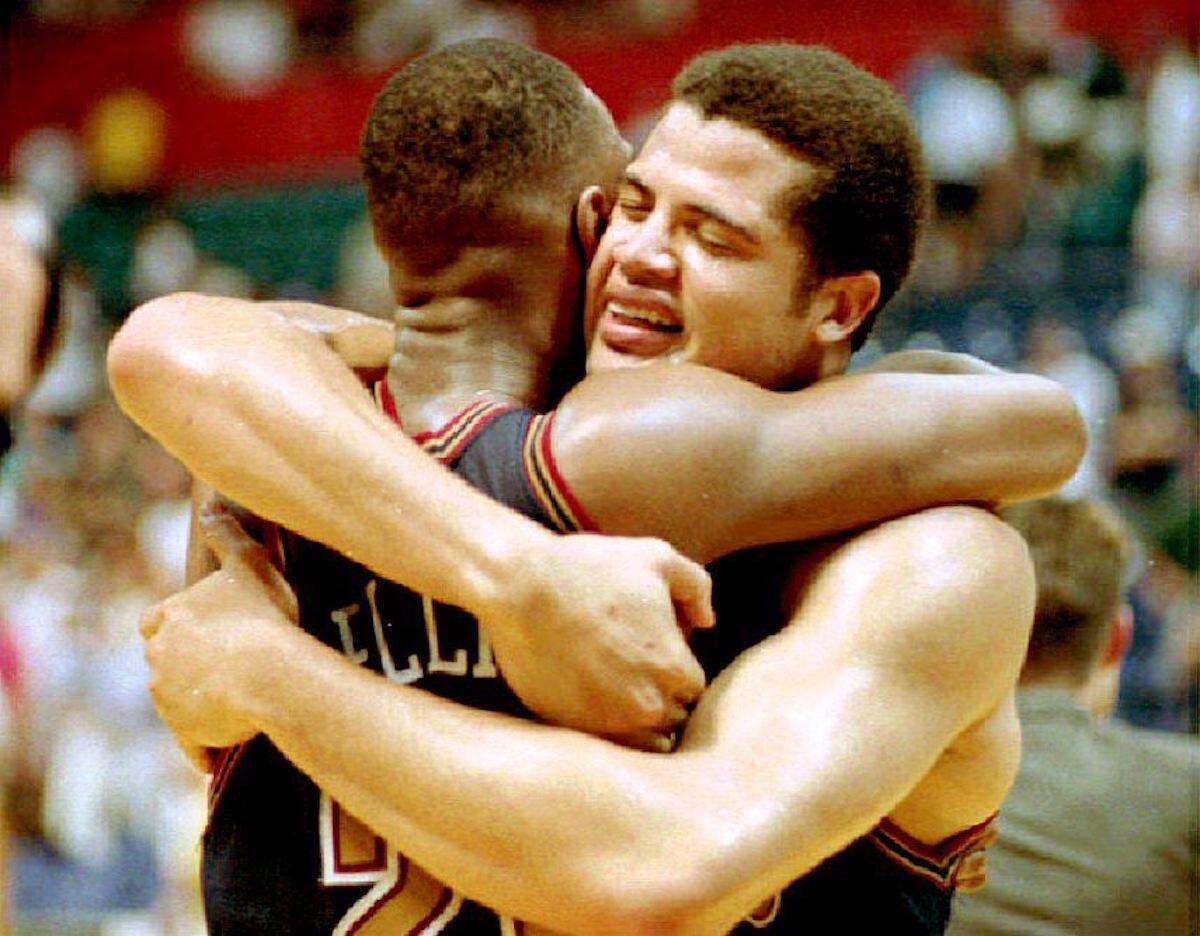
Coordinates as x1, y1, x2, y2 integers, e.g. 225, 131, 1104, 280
1000, 497, 1132, 685
671, 44, 928, 349
361, 39, 624, 269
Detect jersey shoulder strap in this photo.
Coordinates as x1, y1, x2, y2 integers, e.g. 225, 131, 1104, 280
455, 408, 596, 533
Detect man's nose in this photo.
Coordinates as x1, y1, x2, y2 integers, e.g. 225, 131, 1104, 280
613, 211, 678, 285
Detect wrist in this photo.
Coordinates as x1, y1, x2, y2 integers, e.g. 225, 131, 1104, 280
228, 618, 312, 729
463, 521, 557, 633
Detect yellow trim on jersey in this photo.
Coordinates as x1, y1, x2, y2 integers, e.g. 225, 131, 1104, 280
522, 414, 583, 533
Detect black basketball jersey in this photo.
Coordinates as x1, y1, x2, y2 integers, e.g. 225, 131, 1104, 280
202, 393, 587, 935
201, 390, 992, 935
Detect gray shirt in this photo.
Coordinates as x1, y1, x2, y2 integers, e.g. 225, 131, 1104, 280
949, 687, 1198, 935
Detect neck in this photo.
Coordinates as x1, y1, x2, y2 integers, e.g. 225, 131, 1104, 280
385, 301, 550, 435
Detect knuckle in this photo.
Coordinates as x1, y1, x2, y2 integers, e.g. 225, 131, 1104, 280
633, 689, 666, 726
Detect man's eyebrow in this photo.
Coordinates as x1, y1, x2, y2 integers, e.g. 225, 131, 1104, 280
689, 203, 760, 245
620, 170, 761, 245
618, 171, 650, 195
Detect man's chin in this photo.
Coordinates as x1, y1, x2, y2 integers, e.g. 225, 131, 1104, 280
585, 341, 675, 374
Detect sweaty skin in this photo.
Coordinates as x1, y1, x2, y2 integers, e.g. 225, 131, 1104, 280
115, 68, 1081, 935
111, 292, 1080, 729
142, 504, 1033, 933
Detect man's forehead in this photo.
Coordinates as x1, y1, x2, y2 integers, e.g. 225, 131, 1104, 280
627, 103, 809, 218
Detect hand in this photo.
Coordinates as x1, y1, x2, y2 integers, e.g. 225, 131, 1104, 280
140, 504, 299, 750
482, 533, 714, 751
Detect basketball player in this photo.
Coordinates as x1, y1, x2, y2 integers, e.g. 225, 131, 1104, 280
117, 43, 1077, 933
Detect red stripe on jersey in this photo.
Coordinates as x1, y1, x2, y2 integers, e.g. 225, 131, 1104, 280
869, 814, 998, 891
376, 379, 401, 426
428, 402, 517, 465
375, 382, 516, 466
537, 410, 598, 532
206, 741, 249, 822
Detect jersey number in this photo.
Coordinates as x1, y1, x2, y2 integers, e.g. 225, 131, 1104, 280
323, 793, 462, 934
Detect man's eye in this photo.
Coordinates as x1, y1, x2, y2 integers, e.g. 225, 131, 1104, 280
616, 200, 650, 220
694, 224, 735, 255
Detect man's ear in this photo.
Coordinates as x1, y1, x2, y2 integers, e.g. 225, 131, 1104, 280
812, 271, 881, 345
575, 186, 611, 262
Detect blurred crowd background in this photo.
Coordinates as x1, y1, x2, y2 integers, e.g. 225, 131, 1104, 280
0, 0, 1196, 933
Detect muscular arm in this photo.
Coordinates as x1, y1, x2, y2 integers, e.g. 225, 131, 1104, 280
550, 362, 1083, 562
113, 294, 714, 744
110, 293, 1082, 572
108, 292, 557, 618
207, 506, 1034, 933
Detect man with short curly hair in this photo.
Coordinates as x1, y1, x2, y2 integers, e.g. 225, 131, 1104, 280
673, 44, 927, 345
114, 41, 1080, 934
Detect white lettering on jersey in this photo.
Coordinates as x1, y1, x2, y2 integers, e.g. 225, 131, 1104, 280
330, 603, 369, 665
422, 595, 468, 676
473, 632, 498, 678
365, 578, 423, 684
328, 578, 501, 686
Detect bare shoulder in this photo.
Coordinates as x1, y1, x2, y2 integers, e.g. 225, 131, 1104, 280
554, 363, 765, 441
868, 503, 1029, 558
788, 505, 1035, 703
819, 505, 1032, 598
550, 365, 771, 558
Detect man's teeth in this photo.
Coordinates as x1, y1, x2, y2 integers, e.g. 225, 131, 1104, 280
608, 301, 678, 329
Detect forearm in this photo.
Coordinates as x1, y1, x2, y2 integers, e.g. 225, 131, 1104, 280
745, 370, 1085, 539
265, 300, 394, 373
108, 293, 550, 617
233, 606, 945, 935
238, 624, 713, 933
554, 366, 1084, 563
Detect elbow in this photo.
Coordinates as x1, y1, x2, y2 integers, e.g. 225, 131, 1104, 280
1029, 377, 1087, 496
984, 375, 1087, 504
1053, 388, 1088, 484
107, 293, 206, 416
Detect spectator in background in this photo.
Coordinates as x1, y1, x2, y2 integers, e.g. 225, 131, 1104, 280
1134, 40, 1198, 361
0, 199, 50, 936
950, 496, 1198, 936
910, 50, 1018, 289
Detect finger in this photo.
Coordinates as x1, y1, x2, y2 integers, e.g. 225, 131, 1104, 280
610, 728, 676, 754
660, 551, 715, 632
659, 700, 690, 732
667, 654, 706, 705
201, 508, 297, 618
199, 504, 262, 569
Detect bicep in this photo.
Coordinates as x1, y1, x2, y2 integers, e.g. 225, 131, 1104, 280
549, 366, 770, 561
670, 511, 1032, 929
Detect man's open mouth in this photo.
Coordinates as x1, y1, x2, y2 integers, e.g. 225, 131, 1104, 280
597, 301, 684, 358
606, 301, 683, 333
